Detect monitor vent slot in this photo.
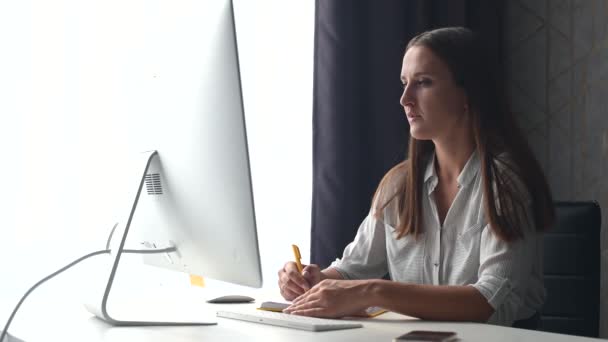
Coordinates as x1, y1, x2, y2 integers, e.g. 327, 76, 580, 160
145, 173, 163, 195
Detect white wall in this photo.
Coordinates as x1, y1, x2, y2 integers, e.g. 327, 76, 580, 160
0, 0, 314, 312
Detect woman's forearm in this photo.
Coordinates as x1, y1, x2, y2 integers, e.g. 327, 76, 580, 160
321, 267, 345, 280
369, 279, 494, 322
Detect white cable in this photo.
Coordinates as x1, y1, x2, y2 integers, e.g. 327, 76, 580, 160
0, 243, 176, 342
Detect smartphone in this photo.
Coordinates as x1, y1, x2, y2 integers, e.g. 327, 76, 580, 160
393, 330, 457, 342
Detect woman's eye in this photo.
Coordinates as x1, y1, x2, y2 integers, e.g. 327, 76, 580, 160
402, 79, 431, 88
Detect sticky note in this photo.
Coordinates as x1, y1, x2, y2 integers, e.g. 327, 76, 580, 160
365, 306, 388, 317
258, 301, 289, 312
190, 275, 205, 287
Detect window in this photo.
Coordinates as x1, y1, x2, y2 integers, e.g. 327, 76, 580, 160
233, 0, 314, 289
0, 0, 314, 306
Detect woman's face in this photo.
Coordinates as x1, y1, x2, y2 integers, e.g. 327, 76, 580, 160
400, 45, 468, 141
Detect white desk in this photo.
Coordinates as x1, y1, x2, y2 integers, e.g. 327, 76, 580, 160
4, 287, 606, 342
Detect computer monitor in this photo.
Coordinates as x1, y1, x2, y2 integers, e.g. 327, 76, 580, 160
84, 0, 262, 326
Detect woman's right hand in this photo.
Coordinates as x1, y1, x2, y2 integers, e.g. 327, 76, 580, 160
278, 262, 323, 301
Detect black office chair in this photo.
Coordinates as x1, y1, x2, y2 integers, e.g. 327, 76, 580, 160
537, 201, 601, 337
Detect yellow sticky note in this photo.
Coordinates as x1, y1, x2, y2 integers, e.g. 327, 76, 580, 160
365, 306, 388, 317
258, 301, 289, 312
190, 275, 205, 287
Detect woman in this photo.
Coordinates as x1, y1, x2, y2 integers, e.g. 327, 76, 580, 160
278, 27, 554, 326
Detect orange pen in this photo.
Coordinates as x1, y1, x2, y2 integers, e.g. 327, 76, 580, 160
292, 244, 303, 273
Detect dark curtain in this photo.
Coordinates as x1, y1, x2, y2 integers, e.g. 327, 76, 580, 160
311, 0, 504, 267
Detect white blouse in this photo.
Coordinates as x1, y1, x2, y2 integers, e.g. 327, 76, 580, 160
330, 151, 546, 326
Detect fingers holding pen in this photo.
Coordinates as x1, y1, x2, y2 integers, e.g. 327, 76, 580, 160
278, 262, 310, 300
287, 263, 311, 291
280, 284, 301, 301
301, 264, 322, 287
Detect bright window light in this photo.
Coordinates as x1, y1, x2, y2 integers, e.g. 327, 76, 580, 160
0, 0, 314, 309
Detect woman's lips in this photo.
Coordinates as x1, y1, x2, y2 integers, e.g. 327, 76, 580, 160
407, 114, 421, 123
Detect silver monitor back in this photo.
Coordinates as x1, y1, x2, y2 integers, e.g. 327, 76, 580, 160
122, 0, 262, 288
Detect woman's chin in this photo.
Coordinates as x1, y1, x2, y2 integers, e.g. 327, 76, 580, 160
409, 127, 431, 140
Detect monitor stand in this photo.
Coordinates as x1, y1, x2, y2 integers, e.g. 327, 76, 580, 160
1, 331, 25, 342
84, 150, 217, 326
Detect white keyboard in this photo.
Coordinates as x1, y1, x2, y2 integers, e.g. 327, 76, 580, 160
216, 310, 363, 332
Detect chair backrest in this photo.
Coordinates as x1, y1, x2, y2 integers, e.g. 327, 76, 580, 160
540, 201, 601, 337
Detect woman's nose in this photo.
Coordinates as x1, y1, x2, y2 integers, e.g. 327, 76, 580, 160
400, 86, 413, 108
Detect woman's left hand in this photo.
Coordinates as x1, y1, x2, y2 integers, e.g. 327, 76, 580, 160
283, 279, 372, 318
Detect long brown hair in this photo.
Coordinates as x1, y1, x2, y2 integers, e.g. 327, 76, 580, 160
375, 27, 554, 242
